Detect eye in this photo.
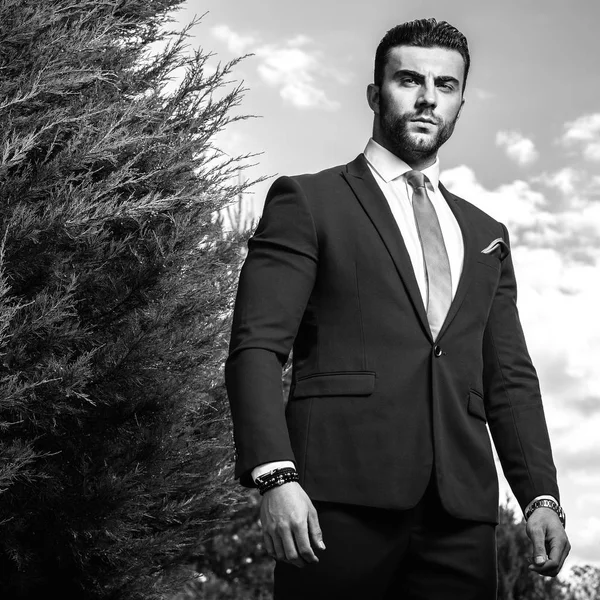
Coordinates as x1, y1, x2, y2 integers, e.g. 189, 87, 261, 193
438, 82, 456, 92
400, 77, 418, 86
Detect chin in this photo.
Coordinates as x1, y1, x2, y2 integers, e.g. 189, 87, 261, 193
406, 133, 436, 152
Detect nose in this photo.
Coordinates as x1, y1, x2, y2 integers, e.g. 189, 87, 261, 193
417, 81, 437, 108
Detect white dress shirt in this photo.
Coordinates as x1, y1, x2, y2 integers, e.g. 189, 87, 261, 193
251, 140, 558, 517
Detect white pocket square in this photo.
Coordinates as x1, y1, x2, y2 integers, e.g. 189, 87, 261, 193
481, 238, 508, 255
480, 237, 510, 262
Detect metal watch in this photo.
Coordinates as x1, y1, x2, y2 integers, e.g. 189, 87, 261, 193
525, 498, 566, 528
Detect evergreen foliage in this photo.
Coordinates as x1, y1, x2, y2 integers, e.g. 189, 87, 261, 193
177, 491, 273, 600
0, 1, 254, 597
568, 564, 600, 600
178, 369, 294, 600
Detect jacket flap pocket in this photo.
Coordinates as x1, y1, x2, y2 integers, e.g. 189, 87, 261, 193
467, 390, 487, 422
294, 371, 376, 398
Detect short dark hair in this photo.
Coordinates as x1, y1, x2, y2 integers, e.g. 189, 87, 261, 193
374, 18, 470, 91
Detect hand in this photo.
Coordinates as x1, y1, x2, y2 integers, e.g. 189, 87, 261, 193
526, 507, 571, 577
259, 481, 326, 568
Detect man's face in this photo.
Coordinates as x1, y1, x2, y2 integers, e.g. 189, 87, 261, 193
371, 45, 465, 163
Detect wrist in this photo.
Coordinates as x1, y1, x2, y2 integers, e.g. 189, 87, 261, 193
255, 466, 299, 495
252, 460, 295, 482
525, 498, 566, 528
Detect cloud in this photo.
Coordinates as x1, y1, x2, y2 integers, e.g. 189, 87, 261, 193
255, 37, 340, 111
535, 167, 579, 198
496, 130, 539, 166
211, 24, 257, 55
440, 165, 548, 236
560, 113, 600, 161
575, 517, 600, 560
441, 165, 600, 264
211, 26, 341, 111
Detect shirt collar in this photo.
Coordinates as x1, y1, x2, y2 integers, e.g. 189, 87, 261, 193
364, 138, 440, 191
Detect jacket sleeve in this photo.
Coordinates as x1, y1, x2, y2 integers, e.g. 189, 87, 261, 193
225, 176, 318, 486
483, 223, 560, 510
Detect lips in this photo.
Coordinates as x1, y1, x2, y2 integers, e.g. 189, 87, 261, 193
412, 118, 437, 125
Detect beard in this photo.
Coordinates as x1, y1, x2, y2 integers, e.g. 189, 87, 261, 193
379, 97, 458, 163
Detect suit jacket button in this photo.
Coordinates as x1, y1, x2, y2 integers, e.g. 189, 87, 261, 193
434, 345, 443, 357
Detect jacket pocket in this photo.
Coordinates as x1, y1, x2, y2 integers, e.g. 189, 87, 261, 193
467, 389, 487, 422
293, 371, 376, 398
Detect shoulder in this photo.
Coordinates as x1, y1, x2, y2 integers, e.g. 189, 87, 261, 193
261, 157, 366, 238
270, 163, 348, 194
269, 155, 363, 195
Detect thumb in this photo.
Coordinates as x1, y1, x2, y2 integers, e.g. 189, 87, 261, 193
307, 507, 326, 551
529, 523, 548, 565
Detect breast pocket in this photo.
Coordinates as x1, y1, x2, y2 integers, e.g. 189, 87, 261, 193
293, 371, 376, 398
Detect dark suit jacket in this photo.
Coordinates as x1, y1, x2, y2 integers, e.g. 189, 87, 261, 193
225, 154, 559, 523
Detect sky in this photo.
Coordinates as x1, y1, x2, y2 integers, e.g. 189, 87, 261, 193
171, 0, 600, 568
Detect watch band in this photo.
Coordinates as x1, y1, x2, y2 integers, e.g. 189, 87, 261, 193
524, 498, 566, 528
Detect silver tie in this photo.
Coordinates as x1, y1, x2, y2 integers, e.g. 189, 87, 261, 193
405, 170, 452, 341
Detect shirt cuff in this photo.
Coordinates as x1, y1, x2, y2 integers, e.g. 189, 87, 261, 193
251, 460, 296, 483
524, 495, 559, 516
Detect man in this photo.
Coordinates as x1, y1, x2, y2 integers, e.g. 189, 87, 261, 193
226, 18, 570, 599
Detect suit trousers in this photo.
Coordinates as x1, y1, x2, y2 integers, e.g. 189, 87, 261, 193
273, 477, 497, 600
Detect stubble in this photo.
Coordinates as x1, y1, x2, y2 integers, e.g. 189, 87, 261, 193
379, 97, 458, 164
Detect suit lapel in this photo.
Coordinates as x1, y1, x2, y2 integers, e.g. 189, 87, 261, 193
436, 182, 477, 340
342, 155, 431, 339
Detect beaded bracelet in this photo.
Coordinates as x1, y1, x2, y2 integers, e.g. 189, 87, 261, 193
255, 467, 299, 495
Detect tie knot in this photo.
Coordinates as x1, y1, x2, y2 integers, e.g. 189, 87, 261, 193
405, 170, 427, 191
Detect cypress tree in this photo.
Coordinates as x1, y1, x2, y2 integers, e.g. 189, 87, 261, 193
0, 1, 252, 597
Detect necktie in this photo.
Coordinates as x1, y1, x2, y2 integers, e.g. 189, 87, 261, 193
404, 170, 452, 341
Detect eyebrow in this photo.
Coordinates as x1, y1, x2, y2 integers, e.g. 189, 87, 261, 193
394, 69, 460, 87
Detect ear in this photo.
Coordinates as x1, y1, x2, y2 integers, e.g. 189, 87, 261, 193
366, 83, 380, 115
456, 96, 465, 120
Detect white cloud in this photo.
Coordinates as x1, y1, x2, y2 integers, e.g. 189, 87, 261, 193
560, 113, 600, 161
211, 26, 341, 111
211, 24, 257, 55
536, 167, 578, 196
496, 130, 539, 166
440, 165, 548, 236
441, 165, 600, 262
255, 38, 340, 111
575, 516, 600, 550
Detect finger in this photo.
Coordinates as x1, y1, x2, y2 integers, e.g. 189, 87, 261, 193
280, 525, 305, 568
556, 537, 571, 573
271, 530, 287, 563
263, 531, 276, 560
546, 535, 561, 566
545, 529, 570, 575
308, 507, 326, 552
292, 517, 319, 564
527, 524, 548, 566
529, 558, 559, 577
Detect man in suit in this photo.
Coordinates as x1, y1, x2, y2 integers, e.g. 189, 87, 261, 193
226, 18, 570, 599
